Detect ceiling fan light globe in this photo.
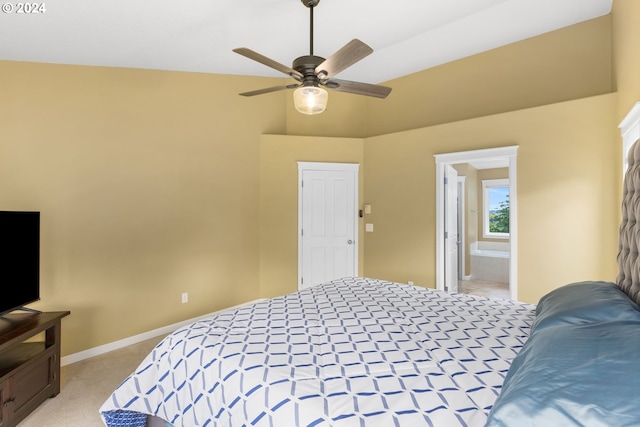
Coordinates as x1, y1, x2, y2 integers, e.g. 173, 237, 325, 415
294, 86, 328, 115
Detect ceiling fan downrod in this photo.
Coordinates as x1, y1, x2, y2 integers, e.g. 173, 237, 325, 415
301, 0, 319, 56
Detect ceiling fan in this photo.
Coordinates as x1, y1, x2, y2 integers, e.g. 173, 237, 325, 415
233, 0, 392, 115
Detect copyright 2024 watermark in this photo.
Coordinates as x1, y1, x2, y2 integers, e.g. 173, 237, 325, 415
2, 3, 46, 13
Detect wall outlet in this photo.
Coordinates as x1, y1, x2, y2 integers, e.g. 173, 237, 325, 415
181, 292, 188, 304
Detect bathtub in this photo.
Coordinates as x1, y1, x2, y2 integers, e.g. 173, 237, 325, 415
470, 241, 510, 282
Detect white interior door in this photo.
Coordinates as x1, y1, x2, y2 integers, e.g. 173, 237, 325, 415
298, 163, 358, 290
444, 165, 459, 293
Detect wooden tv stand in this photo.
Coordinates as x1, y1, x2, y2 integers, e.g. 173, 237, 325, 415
0, 311, 70, 427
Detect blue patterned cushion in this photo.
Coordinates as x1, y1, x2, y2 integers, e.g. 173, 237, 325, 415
102, 410, 148, 427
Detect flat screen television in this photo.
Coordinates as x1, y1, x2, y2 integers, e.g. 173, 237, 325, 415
0, 211, 40, 316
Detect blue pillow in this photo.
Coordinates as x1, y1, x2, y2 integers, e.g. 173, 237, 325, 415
486, 320, 640, 426
532, 281, 640, 332
486, 281, 640, 426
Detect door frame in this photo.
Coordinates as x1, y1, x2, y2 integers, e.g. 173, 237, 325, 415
457, 176, 467, 280
444, 164, 459, 293
297, 162, 359, 289
434, 146, 518, 300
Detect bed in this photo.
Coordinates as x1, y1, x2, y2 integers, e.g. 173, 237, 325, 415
100, 277, 535, 427
101, 140, 640, 427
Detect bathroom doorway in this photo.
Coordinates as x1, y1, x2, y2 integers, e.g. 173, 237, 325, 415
434, 146, 518, 300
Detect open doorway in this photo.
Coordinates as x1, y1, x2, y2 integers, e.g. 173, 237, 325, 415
434, 146, 518, 301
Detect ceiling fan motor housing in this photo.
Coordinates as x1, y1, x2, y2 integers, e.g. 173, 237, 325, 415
293, 55, 326, 85
301, 0, 320, 8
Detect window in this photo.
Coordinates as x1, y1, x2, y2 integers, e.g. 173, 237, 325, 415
483, 179, 509, 238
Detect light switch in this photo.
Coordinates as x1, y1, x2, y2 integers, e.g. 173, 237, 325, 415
364, 204, 372, 214
365, 223, 374, 232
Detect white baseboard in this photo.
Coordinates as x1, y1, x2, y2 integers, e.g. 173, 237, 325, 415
61, 299, 266, 367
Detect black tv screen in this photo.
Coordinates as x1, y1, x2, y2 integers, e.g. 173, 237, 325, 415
0, 211, 40, 315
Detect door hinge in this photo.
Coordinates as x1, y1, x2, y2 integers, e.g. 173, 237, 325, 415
444, 177, 448, 185
301, 229, 304, 236
444, 231, 448, 238
301, 277, 304, 285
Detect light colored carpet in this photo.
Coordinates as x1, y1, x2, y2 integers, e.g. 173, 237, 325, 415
18, 335, 165, 427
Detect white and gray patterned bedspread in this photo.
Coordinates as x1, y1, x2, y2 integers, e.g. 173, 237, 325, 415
100, 277, 535, 427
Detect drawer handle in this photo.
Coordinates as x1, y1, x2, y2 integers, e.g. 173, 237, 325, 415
3, 398, 15, 408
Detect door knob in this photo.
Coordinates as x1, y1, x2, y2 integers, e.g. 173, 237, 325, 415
347, 240, 353, 245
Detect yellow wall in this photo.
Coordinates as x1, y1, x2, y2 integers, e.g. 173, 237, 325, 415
2, 1, 638, 356
285, 93, 369, 138
613, 0, 640, 122
363, 94, 619, 303
263, 95, 619, 305
284, 16, 613, 138
0, 62, 286, 354
364, 16, 612, 136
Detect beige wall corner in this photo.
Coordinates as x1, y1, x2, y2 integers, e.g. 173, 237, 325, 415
0, 61, 286, 356
613, 0, 640, 122
285, 91, 369, 138
366, 16, 613, 136
364, 94, 618, 304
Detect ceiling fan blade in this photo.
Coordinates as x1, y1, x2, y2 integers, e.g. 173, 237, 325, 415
315, 39, 373, 79
233, 48, 303, 80
325, 79, 392, 99
239, 83, 300, 97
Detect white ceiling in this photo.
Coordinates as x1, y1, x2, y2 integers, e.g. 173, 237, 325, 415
469, 158, 509, 170
0, 0, 612, 84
